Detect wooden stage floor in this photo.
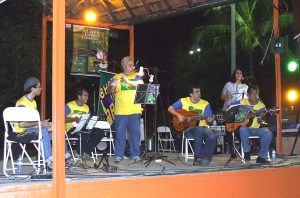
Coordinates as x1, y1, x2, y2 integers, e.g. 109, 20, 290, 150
0, 152, 300, 185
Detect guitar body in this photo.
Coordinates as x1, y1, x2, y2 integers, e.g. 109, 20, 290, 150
172, 109, 200, 132
225, 106, 280, 133
225, 119, 250, 133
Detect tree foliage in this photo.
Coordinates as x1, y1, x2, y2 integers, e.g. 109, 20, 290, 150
0, 0, 43, 105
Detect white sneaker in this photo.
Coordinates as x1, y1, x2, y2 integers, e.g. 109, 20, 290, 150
65, 152, 71, 159
131, 156, 141, 162
46, 156, 52, 164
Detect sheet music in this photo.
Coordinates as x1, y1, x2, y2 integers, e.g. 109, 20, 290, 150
86, 116, 98, 130
71, 113, 91, 134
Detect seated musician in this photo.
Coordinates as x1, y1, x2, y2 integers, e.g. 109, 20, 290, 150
15, 77, 53, 169
229, 85, 272, 164
65, 87, 106, 158
168, 84, 216, 166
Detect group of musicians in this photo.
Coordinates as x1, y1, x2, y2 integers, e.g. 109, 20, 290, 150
15, 57, 273, 169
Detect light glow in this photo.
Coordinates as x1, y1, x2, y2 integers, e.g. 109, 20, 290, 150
287, 90, 298, 102
84, 10, 97, 23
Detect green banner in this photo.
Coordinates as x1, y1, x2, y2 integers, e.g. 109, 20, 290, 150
98, 71, 115, 125
72, 25, 109, 73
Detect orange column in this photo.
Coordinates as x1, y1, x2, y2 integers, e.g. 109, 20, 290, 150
273, 0, 282, 153
52, 0, 66, 197
41, 14, 47, 120
129, 26, 134, 57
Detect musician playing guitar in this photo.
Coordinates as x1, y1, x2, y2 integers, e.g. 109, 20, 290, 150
229, 85, 272, 164
168, 84, 216, 166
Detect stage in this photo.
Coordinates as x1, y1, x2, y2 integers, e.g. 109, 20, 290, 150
1, 152, 300, 184
1, 152, 300, 197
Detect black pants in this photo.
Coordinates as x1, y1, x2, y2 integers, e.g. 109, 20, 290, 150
226, 130, 240, 155
68, 128, 106, 155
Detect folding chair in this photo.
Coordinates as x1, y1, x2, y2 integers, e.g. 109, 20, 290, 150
181, 132, 195, 162
3, 107, 46, 177
241, 136, 271, 161
157, 126, 176, 153
65, 132, 79, 162
93, 121, 115, 158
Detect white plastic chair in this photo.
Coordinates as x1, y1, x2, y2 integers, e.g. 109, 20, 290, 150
93, 121, 115, 158
241, 136, 271, 161
157, 126, 176, 153
181, 132, 195, 162
3, 107, 46, 177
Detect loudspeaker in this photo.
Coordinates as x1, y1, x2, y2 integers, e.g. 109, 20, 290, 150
280, 128, 300, 154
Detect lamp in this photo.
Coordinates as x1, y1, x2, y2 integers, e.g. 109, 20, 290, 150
189, 44, 201, 55
138, 67, 154, 83
84, 10, 97, 23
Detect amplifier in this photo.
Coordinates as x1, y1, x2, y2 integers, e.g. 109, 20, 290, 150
280, 128, 300, 154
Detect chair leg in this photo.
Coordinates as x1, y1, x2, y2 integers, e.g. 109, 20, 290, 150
185, 139, 188, 162
66, 134, 77, 162
181, 137, 184, 156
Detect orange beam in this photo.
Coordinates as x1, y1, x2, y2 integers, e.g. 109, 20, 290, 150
44, 16, 132, 30
130, 26, 134, 57
273, 0, 282, 153
1, 167, 300, 197
41, 14, 47, 120
52, 0, 66, 197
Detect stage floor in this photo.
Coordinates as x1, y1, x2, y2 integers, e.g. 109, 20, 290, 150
1, 152, 300, 185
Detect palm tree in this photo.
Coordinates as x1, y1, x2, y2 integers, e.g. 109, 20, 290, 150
193, 0, 293, 76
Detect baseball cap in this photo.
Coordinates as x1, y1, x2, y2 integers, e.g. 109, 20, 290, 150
24, 77, 40, 92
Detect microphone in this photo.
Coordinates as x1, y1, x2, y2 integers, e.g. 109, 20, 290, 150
138, 67, 144, 76
135, 59, 139, 67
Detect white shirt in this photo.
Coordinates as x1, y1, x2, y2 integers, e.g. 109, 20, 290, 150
221, 82, 248, 111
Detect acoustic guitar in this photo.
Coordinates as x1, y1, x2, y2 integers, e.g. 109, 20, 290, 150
172, 109, 214, 132
225, 107, 279, 133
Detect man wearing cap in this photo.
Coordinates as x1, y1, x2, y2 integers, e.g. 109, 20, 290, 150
15, 77, 53, 169
108, 56, 144, 163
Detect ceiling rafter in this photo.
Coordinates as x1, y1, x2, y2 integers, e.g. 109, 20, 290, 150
140, 0, 153, 14
162, 0, 173, 11
103, 0, 119, 23
45, 0, 236, 25
186, 0, 193, 6
121, 0, 136, 18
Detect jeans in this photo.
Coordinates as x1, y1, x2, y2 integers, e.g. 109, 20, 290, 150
184, 126, 217, 161
239, 126, 272, 159
66, 128, 106, 155
115, 114, 141, 159
24, 127, 52, 161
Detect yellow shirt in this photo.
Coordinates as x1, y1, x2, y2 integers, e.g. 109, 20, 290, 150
172, 97, 212, 127
239, 98, 266, 128
14, 96, 37, 133
111, 72, 143, 115
65, 100, 89, 132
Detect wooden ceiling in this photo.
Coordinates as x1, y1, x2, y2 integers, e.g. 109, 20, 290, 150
41, 0, 235, 25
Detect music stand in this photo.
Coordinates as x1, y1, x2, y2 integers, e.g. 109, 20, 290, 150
134, 84, 175, 167
134, 84, 160, 105
134, 84, 159, 161
224, 105, 252, 166
71, 113, 91, 158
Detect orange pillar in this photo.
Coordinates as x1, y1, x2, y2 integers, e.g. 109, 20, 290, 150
41, 14, 47, 120
52, 0, 66, 197
273, 0, 282, 153
129, 26, 134, 57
